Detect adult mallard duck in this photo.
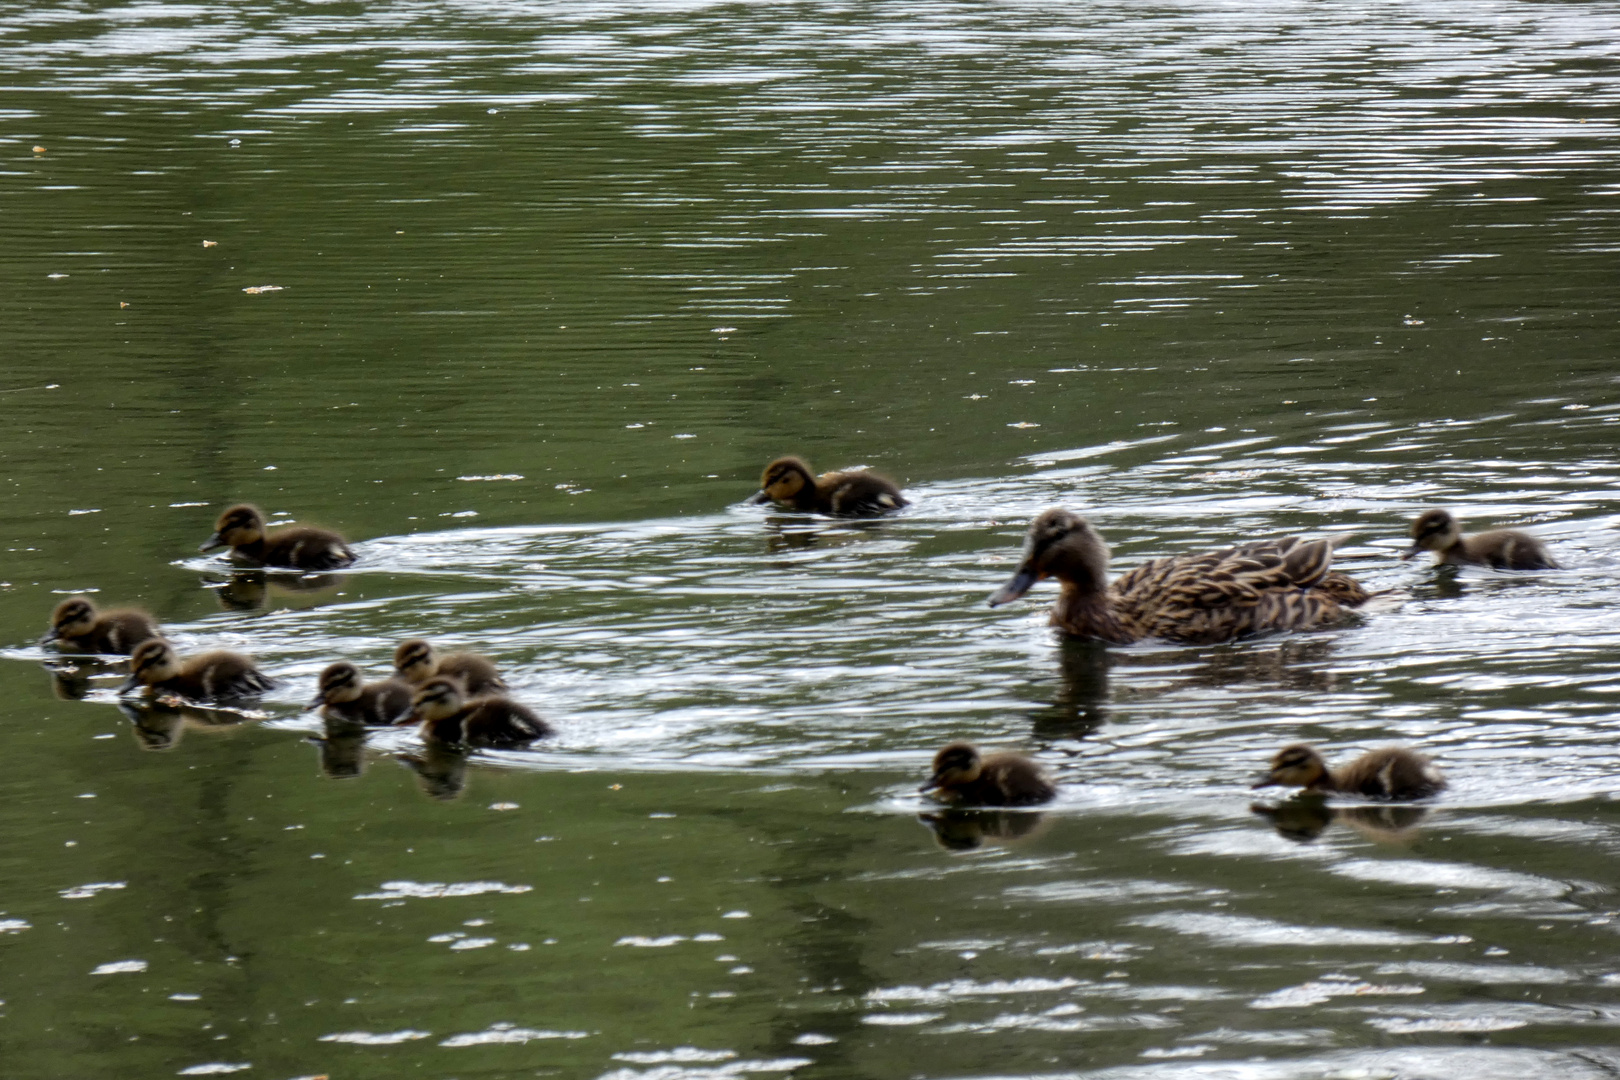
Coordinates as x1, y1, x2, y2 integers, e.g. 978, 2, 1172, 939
919, 741, 1056, 806
1252, 743, 1446, 800
988, 508, 1371, 645
746, 456, 907, 516
199, 503, 356, 570
1401, 509, 1555, 570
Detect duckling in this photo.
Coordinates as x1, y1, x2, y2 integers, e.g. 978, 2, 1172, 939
1401, 508, 1555, 570
919, 741, 1056, 806
393, 676, 552, 748
392, 638, 506, 696
1252, 743, 1446, 801
307, 661, 413, 727
118, 638, 274, 701
41, 596, 161, 654
988, 508, 1372, 645
746, 456, 907, 516
199, 503, 356, 570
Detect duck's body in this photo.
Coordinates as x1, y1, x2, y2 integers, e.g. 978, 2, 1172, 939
989, 509, 1371, 645
41, 596, 160, 654
748, 456, 907, 516
200, 503, 355, 570
1402, 509, 1555, 571
1253, 743, 1445, 801
309, 661, 413, 727
395, 676, 551, 749
392, 639, 506, 696
919, 741, 1055, 806
120, 638, 274, 701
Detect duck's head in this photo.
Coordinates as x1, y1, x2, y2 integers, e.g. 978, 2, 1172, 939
747, 457, 815, 505
1252, 743, 1329, 790
393, 638, 438, 684
1402, 509, 1459, 560
919, 741, 984, 793
310, 661, 363, 708
989, 508, 1110, 606
396, 676, 466, 725
120, 638, 180, 692
43, 596, 97, 642
200, 504, 266, 552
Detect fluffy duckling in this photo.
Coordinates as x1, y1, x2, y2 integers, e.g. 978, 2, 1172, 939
41, 596, 161, 654
393, 676, 552, 748
200, 503, 356, 570
119, 638, 274, 701
1252, 743, 1446, 801
392, 638, 506, 696
746, 456, 907, 516
1401, 509, 1555, 570
919, 741, 1056, 806
307, 661, 413, 727
988, 508, 1372, 645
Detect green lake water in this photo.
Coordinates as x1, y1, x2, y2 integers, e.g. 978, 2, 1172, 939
3, 1, 1620, 1077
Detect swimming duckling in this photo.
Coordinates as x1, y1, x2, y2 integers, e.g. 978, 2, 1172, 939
393, 676, 552, 748
41, 596, 161, 654
1401, 509, 1555, 570
919, 741, 1055, 806
119, 638, 274, 701
307, 661, 413, 727
392, 638, 506, 696
746, 456, 907, 516
988, 508, 1372, 645
199, 503, 356, 570
1252, 743, 1446, 801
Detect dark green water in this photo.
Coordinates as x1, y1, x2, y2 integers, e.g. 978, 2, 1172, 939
4, 1, 1620, 1077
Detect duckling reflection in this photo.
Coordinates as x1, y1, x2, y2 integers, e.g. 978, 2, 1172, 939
199, 503, 356, 570
311, 722, 368, 779
1402, 509, 1555, 571
919, 808, 1049, 851
920, 742, 1056, 806
761, 516, 888, 555
119, 639, 273, 702
115, 699, 252, 751
393, 639, 506, 696
42, 596, 161, 655
43, 656, 127, 701
1251, 799, 1432, 845
398, 745, 470, 801
208, 571, 345, 612
747, 456, 907, 516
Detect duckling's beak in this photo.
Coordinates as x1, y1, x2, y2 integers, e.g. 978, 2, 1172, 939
918, 774, 943, 793
1398, 545, 1421, 562
304, 693, 325, 711
987, 565, 1040, 607
1250, 772, 1280, 790
39, 628, 61, 644
115, 675, 142, 696
392, 708, 419, 726
745, 490, 771, 505
199, 533, 225, 553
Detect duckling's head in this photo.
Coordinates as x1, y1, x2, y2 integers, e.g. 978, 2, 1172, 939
122, 638, 180, 690
200, 504, 266, 552
393, 638, 438, 684
920, 741, 984, 793
1402, 509, 1459, 560
1252, 743, 1329, 790
44, 596, 98, 641
310, 661, 363, 708
988, 508, 1110, 606
747, 457, 815, 505
398, 676, 467, 725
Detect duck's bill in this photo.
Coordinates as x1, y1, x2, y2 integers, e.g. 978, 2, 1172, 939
1250, 774, 1280, 790
304, 695, 325, 711
987, 566, 1040, 608
198, 533, 224, 553
39, 629, 60, 644
1397, 545, 1421, 561
115, 677, 142, 695
917, 777, 943, 793
391, 710, 419, 726
744, 490, 771, 505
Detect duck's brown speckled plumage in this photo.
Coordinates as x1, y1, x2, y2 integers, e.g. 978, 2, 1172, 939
919, 741, 1055, 807
1402, 508, 1555, 571
200, 503, 355, 570
1253, 743, 1446, 801
120, 638, 274, 701
42, 596, 161, 654
395, 676, 552, 749
309, 661, 413, 727
748, 456, 907, 516
392, 639, 506, 696
989, 509, 1371, 645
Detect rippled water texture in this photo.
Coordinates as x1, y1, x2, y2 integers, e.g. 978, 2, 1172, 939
2, 1, 1620, 1078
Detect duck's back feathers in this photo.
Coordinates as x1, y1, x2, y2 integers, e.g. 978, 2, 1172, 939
436, 653, 507, 696
182, 651, 276, 699
822, 470, 908, 516
260, 527, 356, 571
460, 697, 552, 748
1334, 747, 1447, 800
1464, 529, 1557, 571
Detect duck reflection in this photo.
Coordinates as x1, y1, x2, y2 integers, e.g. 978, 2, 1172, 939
919, 809, 1049, 851
761, 515, 891, 555
44, 657, 126, 701
311, 719, 369, 779
1184, 637, 1344, 693
207, 571, 346, 612
116, 698, 253, 752
1251, 798, 1432, 844
1032, 639, 1110, 741
397, 745, 470, 801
